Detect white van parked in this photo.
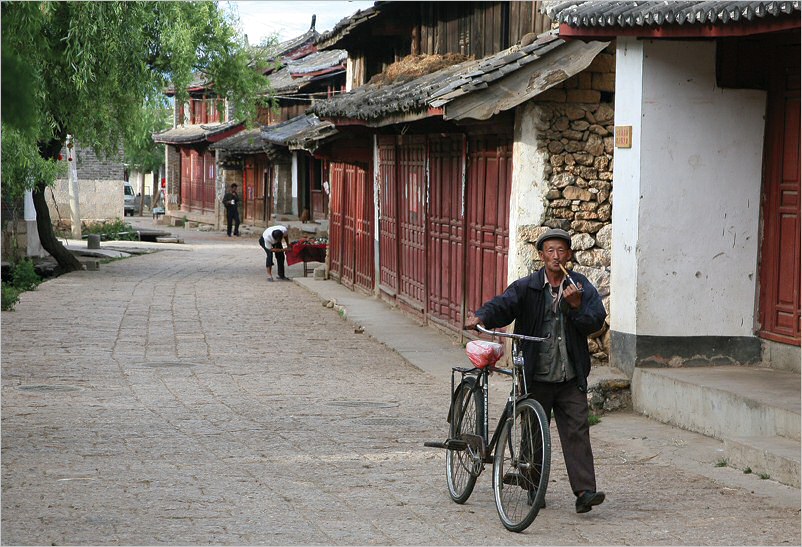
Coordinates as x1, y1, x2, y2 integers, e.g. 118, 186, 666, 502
124, 181, 136, 216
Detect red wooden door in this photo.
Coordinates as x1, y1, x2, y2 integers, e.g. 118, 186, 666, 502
180, 148, 191, 211
244, 158, 256, 221
354, 166, 375, 292
759, 41, 801, 345
341, 164, 356, 288
465, 135, 512, 317
427, 135, 466, 329
397, 136, 427, 313
329, 162, 344, 279
190, 150, 203, 210
203, 151, 216, 212
378, 137, 399, 298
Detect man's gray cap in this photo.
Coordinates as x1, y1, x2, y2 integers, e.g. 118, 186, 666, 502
536, 228, 572, 250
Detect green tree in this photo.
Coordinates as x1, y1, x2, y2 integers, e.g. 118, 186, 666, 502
1, 1, 270, 272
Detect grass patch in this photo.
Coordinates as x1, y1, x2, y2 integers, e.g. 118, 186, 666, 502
81, 219, 138, 241
743, 467, 752, 474
588, 413, 601, 426
758, 472, 770, 480
714, 458, 728, 468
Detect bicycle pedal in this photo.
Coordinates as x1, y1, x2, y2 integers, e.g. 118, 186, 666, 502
501, 471, 527, 487
423, 441, 447, 449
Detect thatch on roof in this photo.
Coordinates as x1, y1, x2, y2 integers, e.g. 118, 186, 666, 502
368, 53, 471, 85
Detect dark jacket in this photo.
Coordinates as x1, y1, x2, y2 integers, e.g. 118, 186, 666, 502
222, 191, 240, 211
475, 268, 606, 392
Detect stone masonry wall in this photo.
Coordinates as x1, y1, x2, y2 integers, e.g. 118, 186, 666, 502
48, 144, 125, 224
516, 44, 615, 363
46, 178, 124, 225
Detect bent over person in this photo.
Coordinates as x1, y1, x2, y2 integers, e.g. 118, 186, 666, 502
464, 228, 607, 514
258, 225, 290, 282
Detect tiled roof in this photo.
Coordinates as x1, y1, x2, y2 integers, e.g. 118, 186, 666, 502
152, 121, 242, 145
209, 127, 265, 153
313, 31, 608, 123
267, 27, 320, 60
544, 0, 801, 27
316, 4, 382, 49
260, 114, 337, 151
268, 50, 347, 94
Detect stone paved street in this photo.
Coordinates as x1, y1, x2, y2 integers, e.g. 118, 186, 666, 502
2, 229, 800, 545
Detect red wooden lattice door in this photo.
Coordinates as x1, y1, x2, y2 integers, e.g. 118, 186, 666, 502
190, 150, 203, 210
378, 137, 399, 298
397, 136, 427, 313
465, 135, 512, 317
759, 40, 801, 345
202, 151, 216, 212
180, 148, 191, 211
340, 164, 356, 288
427, 135, 466, 329
244, 158, 256, 221
353, 166, 375, 292
329, 162, 344, 280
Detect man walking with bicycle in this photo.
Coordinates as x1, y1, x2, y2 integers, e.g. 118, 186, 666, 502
465, 228, 607, 514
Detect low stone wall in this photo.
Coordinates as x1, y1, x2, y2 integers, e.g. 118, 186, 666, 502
46, 178, 124, 225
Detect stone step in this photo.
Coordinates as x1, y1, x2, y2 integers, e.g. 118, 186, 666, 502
633, 366, 801, 487
724, 435, 800, 488
633, 366, 800, 441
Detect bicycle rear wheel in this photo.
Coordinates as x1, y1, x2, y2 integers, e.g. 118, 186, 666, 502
492, 398, 551, 532
446, 376, 484, 504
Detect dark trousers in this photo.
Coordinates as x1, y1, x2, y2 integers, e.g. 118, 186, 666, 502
259, 237, 285, 278
528, 379, 596, 496
226, 207, 240, 235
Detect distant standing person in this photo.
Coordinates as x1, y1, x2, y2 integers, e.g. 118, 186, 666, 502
222, 183, 241, 237
259, 225, 291, 281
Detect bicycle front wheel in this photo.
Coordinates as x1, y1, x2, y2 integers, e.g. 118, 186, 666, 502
492, 398, 551, 532
446, 376, 484, 504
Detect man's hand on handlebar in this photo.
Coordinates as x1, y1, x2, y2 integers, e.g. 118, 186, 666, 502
464, 313, 482, 331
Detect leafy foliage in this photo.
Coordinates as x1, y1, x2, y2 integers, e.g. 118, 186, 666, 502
11, 259, 42, 292
1, 124, 66, 201
81, 219, 139, 241
1, 283, 21, 312
1, 1, 272, 270
1, 259, 43, 311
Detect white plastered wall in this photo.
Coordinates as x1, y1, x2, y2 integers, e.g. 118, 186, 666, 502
291, 153, 299, 216
612, 38, 766, 338
509, 101, 550, 281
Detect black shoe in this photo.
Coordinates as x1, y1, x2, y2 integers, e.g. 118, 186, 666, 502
234, 233, 240, 236
527, 489, 546, 508
277, 276, 290, 281
575, 491, 605, 513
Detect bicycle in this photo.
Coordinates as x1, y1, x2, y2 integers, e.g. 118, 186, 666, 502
425, 325, 552, 532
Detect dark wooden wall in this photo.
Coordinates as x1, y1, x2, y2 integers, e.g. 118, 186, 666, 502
417, 1, 550, 58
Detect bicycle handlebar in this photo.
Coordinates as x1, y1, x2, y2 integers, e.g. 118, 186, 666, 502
476, 324, 550, 343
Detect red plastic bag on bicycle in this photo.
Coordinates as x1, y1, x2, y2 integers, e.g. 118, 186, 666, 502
466, 340, 504, 369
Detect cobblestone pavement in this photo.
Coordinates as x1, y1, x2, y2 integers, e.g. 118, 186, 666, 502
2, 229, 800, 545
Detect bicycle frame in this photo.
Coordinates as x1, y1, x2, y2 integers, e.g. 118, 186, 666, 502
446, 325, 549, 464
426, 325, 552, 532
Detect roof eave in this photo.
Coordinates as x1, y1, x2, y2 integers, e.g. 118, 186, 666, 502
558, 16, 801, 39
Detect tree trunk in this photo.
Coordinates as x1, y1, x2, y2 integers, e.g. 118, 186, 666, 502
32, 181, 82, 273
35, 136, 82, 273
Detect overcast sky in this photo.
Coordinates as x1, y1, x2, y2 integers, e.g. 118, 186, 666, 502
227, 1, 375, 45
